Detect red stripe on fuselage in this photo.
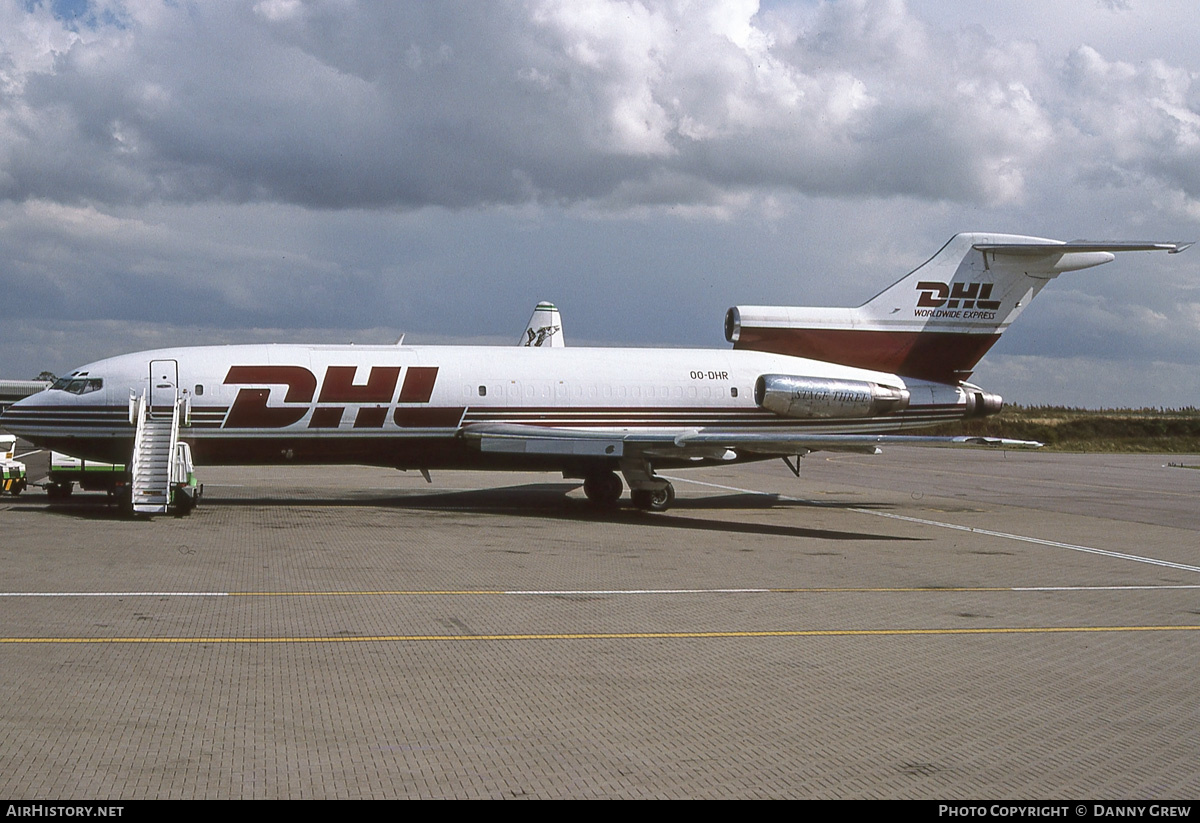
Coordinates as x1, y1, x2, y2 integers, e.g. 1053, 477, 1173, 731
733, 328, 1001, 382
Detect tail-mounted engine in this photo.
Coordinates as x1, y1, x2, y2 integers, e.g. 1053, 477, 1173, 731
755, 374, 910, 419
963, 388, 1003, 418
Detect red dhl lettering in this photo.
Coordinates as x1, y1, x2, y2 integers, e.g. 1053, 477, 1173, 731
223, 365, 442, 429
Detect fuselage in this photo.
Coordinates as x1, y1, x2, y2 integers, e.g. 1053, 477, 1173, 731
3, 343, 978, 472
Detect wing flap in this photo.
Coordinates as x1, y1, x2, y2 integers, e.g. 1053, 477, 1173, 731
462, 423, 1042, 459
674, 431, 1043, 453
469, 424, 627, 457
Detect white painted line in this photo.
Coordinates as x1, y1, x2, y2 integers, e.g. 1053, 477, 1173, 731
662, 474, 1200, 575
856, 510, 1200, 574
667, 476, 815, 499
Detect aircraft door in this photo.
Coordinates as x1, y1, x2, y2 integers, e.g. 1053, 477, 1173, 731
149, 359, 179, 411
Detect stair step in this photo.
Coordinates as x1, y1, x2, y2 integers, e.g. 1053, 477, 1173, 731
131, 392, 186, 514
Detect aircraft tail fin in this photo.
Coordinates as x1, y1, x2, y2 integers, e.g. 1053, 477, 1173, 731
725, 233, 1191, 382
519, 301, 565, 347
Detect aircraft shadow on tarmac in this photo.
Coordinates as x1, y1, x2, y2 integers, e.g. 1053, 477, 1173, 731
20, 482, 921, 542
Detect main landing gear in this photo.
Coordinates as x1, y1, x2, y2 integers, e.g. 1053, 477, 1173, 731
581, 468, 676, 512
582, 470, 623, 507
630, 484, 675, 512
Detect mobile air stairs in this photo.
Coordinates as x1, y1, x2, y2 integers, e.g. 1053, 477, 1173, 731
128, 379, 200, 517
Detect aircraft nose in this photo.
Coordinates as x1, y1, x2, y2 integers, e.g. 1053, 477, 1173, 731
1, 389, 55, 440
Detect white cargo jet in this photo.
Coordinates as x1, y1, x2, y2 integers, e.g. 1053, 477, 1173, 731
2, 233, 1189, 513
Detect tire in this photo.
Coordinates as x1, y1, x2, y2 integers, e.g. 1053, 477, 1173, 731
583, 471, 623, 505
631, 482, 675, 512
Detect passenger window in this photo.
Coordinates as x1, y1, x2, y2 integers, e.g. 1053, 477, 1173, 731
195, 384, 204, 396
731, 387, 738, 398
478, 385, 487, 397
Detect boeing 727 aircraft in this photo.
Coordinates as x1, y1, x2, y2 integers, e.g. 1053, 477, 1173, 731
2, 233, 1190, 514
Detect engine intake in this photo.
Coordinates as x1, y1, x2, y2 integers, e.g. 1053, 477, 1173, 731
755, 374, 910, 419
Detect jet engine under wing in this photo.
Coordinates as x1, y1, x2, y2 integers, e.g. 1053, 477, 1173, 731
461, 422, 1042, 460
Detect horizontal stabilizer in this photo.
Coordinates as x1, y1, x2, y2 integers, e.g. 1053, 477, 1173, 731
975, 241, 1192, 255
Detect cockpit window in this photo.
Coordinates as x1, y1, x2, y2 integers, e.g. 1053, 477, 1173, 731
51, 377, 103, 395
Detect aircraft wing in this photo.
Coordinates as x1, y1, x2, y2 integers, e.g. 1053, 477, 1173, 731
461, 423, 1042, 459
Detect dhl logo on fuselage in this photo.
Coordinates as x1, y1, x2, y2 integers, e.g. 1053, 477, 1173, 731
915, 281, 1001, 311
222, 365, 455, 429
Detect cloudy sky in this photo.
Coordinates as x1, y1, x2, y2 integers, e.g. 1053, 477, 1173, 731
1, 0, 1198, 407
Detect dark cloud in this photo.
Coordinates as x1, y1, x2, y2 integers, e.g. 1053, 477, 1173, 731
0, 1, 1197, 406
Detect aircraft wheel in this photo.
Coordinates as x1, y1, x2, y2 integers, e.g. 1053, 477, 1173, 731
631, 483, 675, 512
583, 471, 623, 506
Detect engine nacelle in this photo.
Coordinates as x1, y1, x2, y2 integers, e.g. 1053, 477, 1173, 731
963, 388, 1003, 418
755, 374, 910, 419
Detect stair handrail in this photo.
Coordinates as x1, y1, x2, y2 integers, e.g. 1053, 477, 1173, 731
130, 389, 149, 497
164, 394, 181, 492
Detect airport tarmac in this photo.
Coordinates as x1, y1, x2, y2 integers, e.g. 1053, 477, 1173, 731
1, 443, 1198, 799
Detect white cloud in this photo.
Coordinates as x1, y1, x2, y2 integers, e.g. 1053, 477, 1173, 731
0, 0, 1093, 209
